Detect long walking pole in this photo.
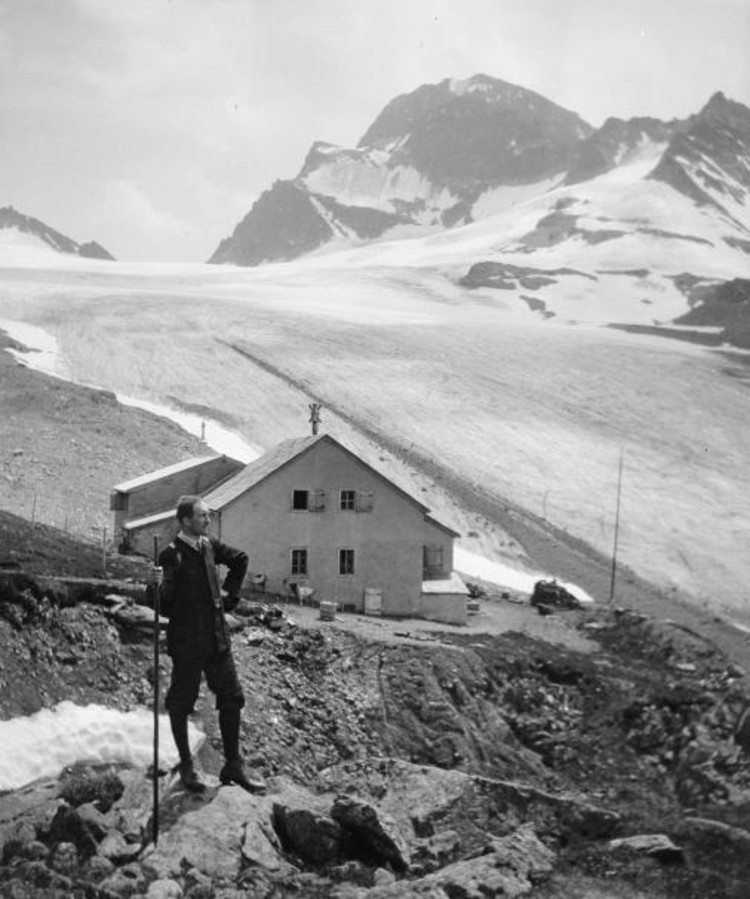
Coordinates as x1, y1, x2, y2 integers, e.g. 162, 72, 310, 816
609, 448, 625, 603
152, 535, 160, 845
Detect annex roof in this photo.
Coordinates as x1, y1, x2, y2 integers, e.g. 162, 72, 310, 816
421, 572, 469, 595
124, 509, 174, 530
112, 455, 238, 493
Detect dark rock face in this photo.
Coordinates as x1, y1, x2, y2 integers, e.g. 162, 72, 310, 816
460, 261, 594, 292
273, 802, 344, 865
358, 74, 592, 191
674, 278, 750, 348
208, 180, 333, 265
331, 796, 410, 871
0, 206, 114, 260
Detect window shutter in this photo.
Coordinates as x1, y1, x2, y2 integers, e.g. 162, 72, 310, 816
355, 491, 374, 512
309, 490, 327, 512
423, 545, 444, 579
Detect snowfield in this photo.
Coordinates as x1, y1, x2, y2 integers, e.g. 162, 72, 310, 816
0, 702, 203, 791
1, 233, 749, 624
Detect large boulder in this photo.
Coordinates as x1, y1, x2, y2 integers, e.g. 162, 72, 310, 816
331, 796, 410, 871
141, 786, 264, 880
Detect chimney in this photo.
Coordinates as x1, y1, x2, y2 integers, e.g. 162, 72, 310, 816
309, 403, 322, 435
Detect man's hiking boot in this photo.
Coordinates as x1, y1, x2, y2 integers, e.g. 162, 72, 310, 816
178, 760, 206, 793
219, 758, 266, 794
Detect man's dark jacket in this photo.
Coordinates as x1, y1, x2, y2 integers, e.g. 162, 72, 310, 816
158, 535, 248, 656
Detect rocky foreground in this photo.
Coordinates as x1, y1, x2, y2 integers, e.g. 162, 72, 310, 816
2, 567, 750, 898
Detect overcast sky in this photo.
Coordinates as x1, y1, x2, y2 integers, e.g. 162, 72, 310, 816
2, 0, 749, 263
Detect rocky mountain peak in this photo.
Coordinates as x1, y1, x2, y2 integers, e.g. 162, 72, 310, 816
696, 90, 750, 133
356, 74, 592, 190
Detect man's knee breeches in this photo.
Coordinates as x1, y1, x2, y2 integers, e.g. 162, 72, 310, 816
207, 651, 245, 711
166, 650, 244, 715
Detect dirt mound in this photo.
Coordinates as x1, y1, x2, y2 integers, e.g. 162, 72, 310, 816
0, 508, 152, 580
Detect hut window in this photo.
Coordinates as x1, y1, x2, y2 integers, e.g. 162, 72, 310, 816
339, 548, 355, 575
291, 548, 308, 576
292, 490, 309, 510
423, 545, 445, 579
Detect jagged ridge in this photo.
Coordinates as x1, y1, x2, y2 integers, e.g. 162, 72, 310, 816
0, 206, 115, 259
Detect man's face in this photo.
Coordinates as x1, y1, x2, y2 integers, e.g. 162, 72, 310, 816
183, 501, 211, 538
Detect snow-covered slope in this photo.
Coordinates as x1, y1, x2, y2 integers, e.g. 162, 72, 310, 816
0, 702, 203, 790
274, 143, 747, 329
1, 250, 749, 624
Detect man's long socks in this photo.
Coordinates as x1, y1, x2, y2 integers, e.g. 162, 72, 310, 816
169, 711, 192, 764
219, 705, 241, 762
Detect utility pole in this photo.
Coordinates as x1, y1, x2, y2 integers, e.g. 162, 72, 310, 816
609, 448, 625, 603
91, 525, 108, 578
151, 535, 161, 846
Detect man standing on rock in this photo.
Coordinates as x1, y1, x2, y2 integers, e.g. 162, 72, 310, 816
158, 495, 265, 794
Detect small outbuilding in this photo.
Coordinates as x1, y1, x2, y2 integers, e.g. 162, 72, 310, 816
111, 454, 243, 554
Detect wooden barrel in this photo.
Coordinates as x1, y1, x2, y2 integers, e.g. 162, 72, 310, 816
319, 601, 336, 621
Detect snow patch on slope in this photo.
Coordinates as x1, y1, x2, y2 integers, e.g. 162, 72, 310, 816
0, 702, 204, 791
302, 153, 457, 217
472, 176, 562, 220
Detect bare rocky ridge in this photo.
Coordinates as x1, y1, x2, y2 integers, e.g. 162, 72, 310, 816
650, 92, 750, 225
0, 206, 114, 260
674, 278, 750, 349
564, 116, 681, 186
